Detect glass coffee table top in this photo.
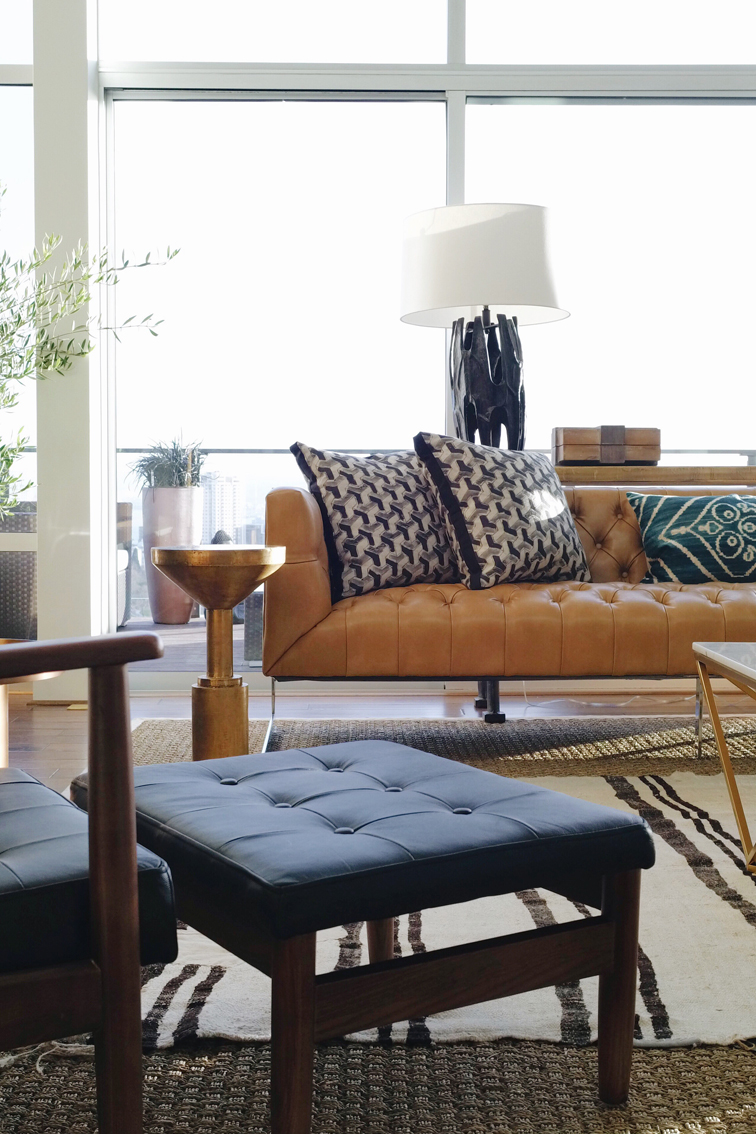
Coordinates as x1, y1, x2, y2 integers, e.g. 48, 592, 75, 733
693, 642, 756, 685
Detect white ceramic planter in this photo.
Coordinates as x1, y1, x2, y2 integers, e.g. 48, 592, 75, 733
142, 486, 203, 624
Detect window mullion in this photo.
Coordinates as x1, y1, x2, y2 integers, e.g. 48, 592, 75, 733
447, 0, 465, 66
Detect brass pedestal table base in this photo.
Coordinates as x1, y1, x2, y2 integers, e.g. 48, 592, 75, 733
152, 546, 285, 761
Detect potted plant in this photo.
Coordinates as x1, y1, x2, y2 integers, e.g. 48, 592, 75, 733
132, 440, 205, 624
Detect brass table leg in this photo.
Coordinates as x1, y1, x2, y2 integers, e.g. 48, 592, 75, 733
192, 607, 249, 761
696, 660, 756, 874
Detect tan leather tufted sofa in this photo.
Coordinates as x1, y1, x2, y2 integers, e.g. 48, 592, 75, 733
262, 484, 756, 681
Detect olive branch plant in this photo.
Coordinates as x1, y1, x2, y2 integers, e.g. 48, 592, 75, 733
0, 183, 178, 517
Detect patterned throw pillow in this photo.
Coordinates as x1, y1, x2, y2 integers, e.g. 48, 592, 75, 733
413, 432, 590, 589
626, 492, 756, 583
291, 443, 458, 601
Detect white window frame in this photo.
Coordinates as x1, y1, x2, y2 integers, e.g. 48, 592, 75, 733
2, 0, 756, 694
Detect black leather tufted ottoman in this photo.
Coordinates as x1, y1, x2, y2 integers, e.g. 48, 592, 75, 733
73, 738, 655, 1134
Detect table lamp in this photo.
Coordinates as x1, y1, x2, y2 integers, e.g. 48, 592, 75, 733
400, 202, 568, 449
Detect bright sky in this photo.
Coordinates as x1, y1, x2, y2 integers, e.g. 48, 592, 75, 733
6, 0, 756, 66
466, 102, 756, 451
112, 99, 447, 452
467, 0, 756, 64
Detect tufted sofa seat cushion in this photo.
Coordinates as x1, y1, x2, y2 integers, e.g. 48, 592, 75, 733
0, 769, 178, 973
72, 740, 655, 939
270, 578, 756, 679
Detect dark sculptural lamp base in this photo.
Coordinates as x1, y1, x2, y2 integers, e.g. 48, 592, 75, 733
450, 306, 524, 451
451, 306, 522, 724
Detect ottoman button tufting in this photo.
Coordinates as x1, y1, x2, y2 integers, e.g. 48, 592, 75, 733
219, 778, 238, 786
329, 767, 345, 773
334, 827, 355, 834
385, 786, 403, 792
274, 802, 292, 808
452, 807, 472, 815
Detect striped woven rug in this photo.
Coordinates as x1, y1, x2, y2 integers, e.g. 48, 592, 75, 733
132, 718, 756, 1051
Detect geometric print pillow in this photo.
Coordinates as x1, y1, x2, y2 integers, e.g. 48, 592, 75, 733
291, 442, 459, 601
626, 492, 756, 583
413, 432, 591, 589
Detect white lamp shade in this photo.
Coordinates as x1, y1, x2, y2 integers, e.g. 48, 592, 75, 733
400, 202, 568, 328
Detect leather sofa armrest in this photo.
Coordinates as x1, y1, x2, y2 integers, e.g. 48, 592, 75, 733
263, 487, 333, 673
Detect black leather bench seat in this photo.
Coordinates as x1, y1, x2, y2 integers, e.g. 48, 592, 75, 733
0, 769, 177, 973
72, 740, 655, 939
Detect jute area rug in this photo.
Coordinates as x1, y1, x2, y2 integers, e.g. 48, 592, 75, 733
4, 718, 756, 1134
3, 1038, 756, 1133
133, 714, 756, 776
130, 718, 756, 1051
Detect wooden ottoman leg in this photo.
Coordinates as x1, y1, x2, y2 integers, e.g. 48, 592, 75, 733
271, 933, 317, 1134
367, 918, 395, 963
598, 870, 641, 1105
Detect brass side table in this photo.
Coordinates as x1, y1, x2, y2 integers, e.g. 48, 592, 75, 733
693, 641, 756, 875
152, 546, 285, 760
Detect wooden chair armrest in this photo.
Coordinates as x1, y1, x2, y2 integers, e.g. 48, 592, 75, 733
0, 632, 163, 682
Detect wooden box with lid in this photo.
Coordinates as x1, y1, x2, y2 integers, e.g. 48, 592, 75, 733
552, 426, 661, 466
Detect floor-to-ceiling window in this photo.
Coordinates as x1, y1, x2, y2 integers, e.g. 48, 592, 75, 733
111, 96, 447, 666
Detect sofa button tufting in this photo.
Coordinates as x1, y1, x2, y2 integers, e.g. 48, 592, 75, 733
334, 827, 355, 834
274, 802, 292, 808
219, 778, 238, 786
621, 572, 629, 580
452, 807, 472, 815
385, 786, 403, 792
595, 542, 603, 550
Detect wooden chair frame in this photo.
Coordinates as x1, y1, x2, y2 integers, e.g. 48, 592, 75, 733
178, 866, 641, 1133
0, 632, 164, 1134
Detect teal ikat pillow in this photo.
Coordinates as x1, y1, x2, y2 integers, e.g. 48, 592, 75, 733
626, 492, 756, 583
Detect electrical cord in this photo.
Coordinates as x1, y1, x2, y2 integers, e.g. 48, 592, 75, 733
520, 682, 696, 710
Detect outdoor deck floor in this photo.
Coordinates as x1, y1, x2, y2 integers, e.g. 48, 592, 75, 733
121, 619, 249, 672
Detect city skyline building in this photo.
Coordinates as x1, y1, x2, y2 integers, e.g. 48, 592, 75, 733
201, 471, 244, 544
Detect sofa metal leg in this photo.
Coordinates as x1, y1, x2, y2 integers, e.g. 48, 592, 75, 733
271, 933, 316, 1134
598, 869, 641, 1105
261, 678, 276, 753
474, 679, 489, 710
482, 679, 506, 724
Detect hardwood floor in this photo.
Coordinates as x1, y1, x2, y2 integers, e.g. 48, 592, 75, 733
9, 688, 754, 797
